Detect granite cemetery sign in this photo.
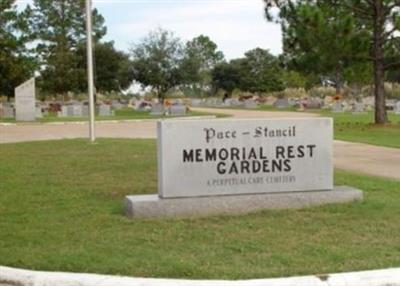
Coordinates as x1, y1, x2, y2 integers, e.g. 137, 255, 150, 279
125, 118, 363, 218
159, 118, 333, 197
15, 78, 36, 121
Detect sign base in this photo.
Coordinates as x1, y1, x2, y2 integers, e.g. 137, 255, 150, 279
124, 186, 363, 219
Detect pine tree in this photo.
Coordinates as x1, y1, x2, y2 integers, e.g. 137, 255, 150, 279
0, 0, 35, 100
265, 0, 400, 124
31, 0, 106, 96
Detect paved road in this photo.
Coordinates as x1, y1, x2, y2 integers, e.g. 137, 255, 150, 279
1, 108, 399, 180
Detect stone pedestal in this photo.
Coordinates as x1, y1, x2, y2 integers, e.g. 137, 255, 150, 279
125, 186, 363, 219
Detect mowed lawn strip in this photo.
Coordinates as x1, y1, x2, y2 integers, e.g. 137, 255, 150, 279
0, 139, 399, 279
317, 110, 400, 149
261, 107, 400, 148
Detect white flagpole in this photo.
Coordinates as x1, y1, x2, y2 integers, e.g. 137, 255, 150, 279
86, 0, 95, 142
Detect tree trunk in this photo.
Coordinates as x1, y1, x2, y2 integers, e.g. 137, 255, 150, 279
335, 67, 343, 96
372, 0, 388, 124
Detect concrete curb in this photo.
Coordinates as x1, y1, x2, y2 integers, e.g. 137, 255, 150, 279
0, 115, 217, 126
1, 266, 400, 286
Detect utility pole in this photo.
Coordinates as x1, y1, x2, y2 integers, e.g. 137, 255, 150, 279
86, 0, 95, 142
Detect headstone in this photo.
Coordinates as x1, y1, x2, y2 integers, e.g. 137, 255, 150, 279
244, 99, 258, 109
2, 105, 15, 119
342, 101, 351, 112
136, 100, 151, 111
67, 105, 74, 117
353, 102, 365, 113
205, 98, 217, 107
395, 101, 400, 115
386, 99, 396, 111
305, 97, 323, 109
82, 105, 89, 117
73, 104, 83, 117
288, 98, 299, 107
228, 98, 243, 107
58, 105, 68, 117
214, 98, 224, 107
150, 103, 164, 116
67, 104, 83, 117
15, 78, 35, 121
99, 104, 112, 116
264, 96, 276, 105
112, 100, 123, 110
125, 118, 363, 218
169, 105, 187, 115
35, 106, 43, 118
324, 96, 334, 106
363, 96, 375, 107
331, 102, 344, 113
191, 99, 203, 107
273, 98, 289, 109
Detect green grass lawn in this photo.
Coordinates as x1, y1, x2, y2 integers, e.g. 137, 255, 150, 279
257, 105, 400, 148
0, 108, 217, 123
0, 139, 399, 279
316, 110, 400, 148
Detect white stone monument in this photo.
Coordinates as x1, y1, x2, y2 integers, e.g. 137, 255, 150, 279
395, 101, 400, 115
125, 118, 363, 218
15, 78, 35, 121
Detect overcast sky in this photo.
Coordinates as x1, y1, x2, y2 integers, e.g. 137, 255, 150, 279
16, 0, 282, 60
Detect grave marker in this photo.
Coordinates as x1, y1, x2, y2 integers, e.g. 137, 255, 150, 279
353, 102, 365, 113
244, 99, 258, 109
332, 102, 344, 113
1, 105, 15, 119
150, 103, 164, 116
273, 98, 289, 109
82, 105, 89, 117
15, 78, 35, 121
58, 106, 68, 117
99, 104, 112, 116
169, 105, 186, 115
35, 106, 43, 118
395, 101, 400, 115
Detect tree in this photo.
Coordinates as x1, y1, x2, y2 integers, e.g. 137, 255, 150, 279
31, 0, 106, 95
264, 0, 400, 124
0, 0, 35, 100
212, 61, 242, 95
265, 1, 369, 95
239, 48, 284, 93
76, 42, 133, 93
130, 28, 184, 102
212, 49, 284, 95
282, 70, 308, 89
181, 35, 224, 92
